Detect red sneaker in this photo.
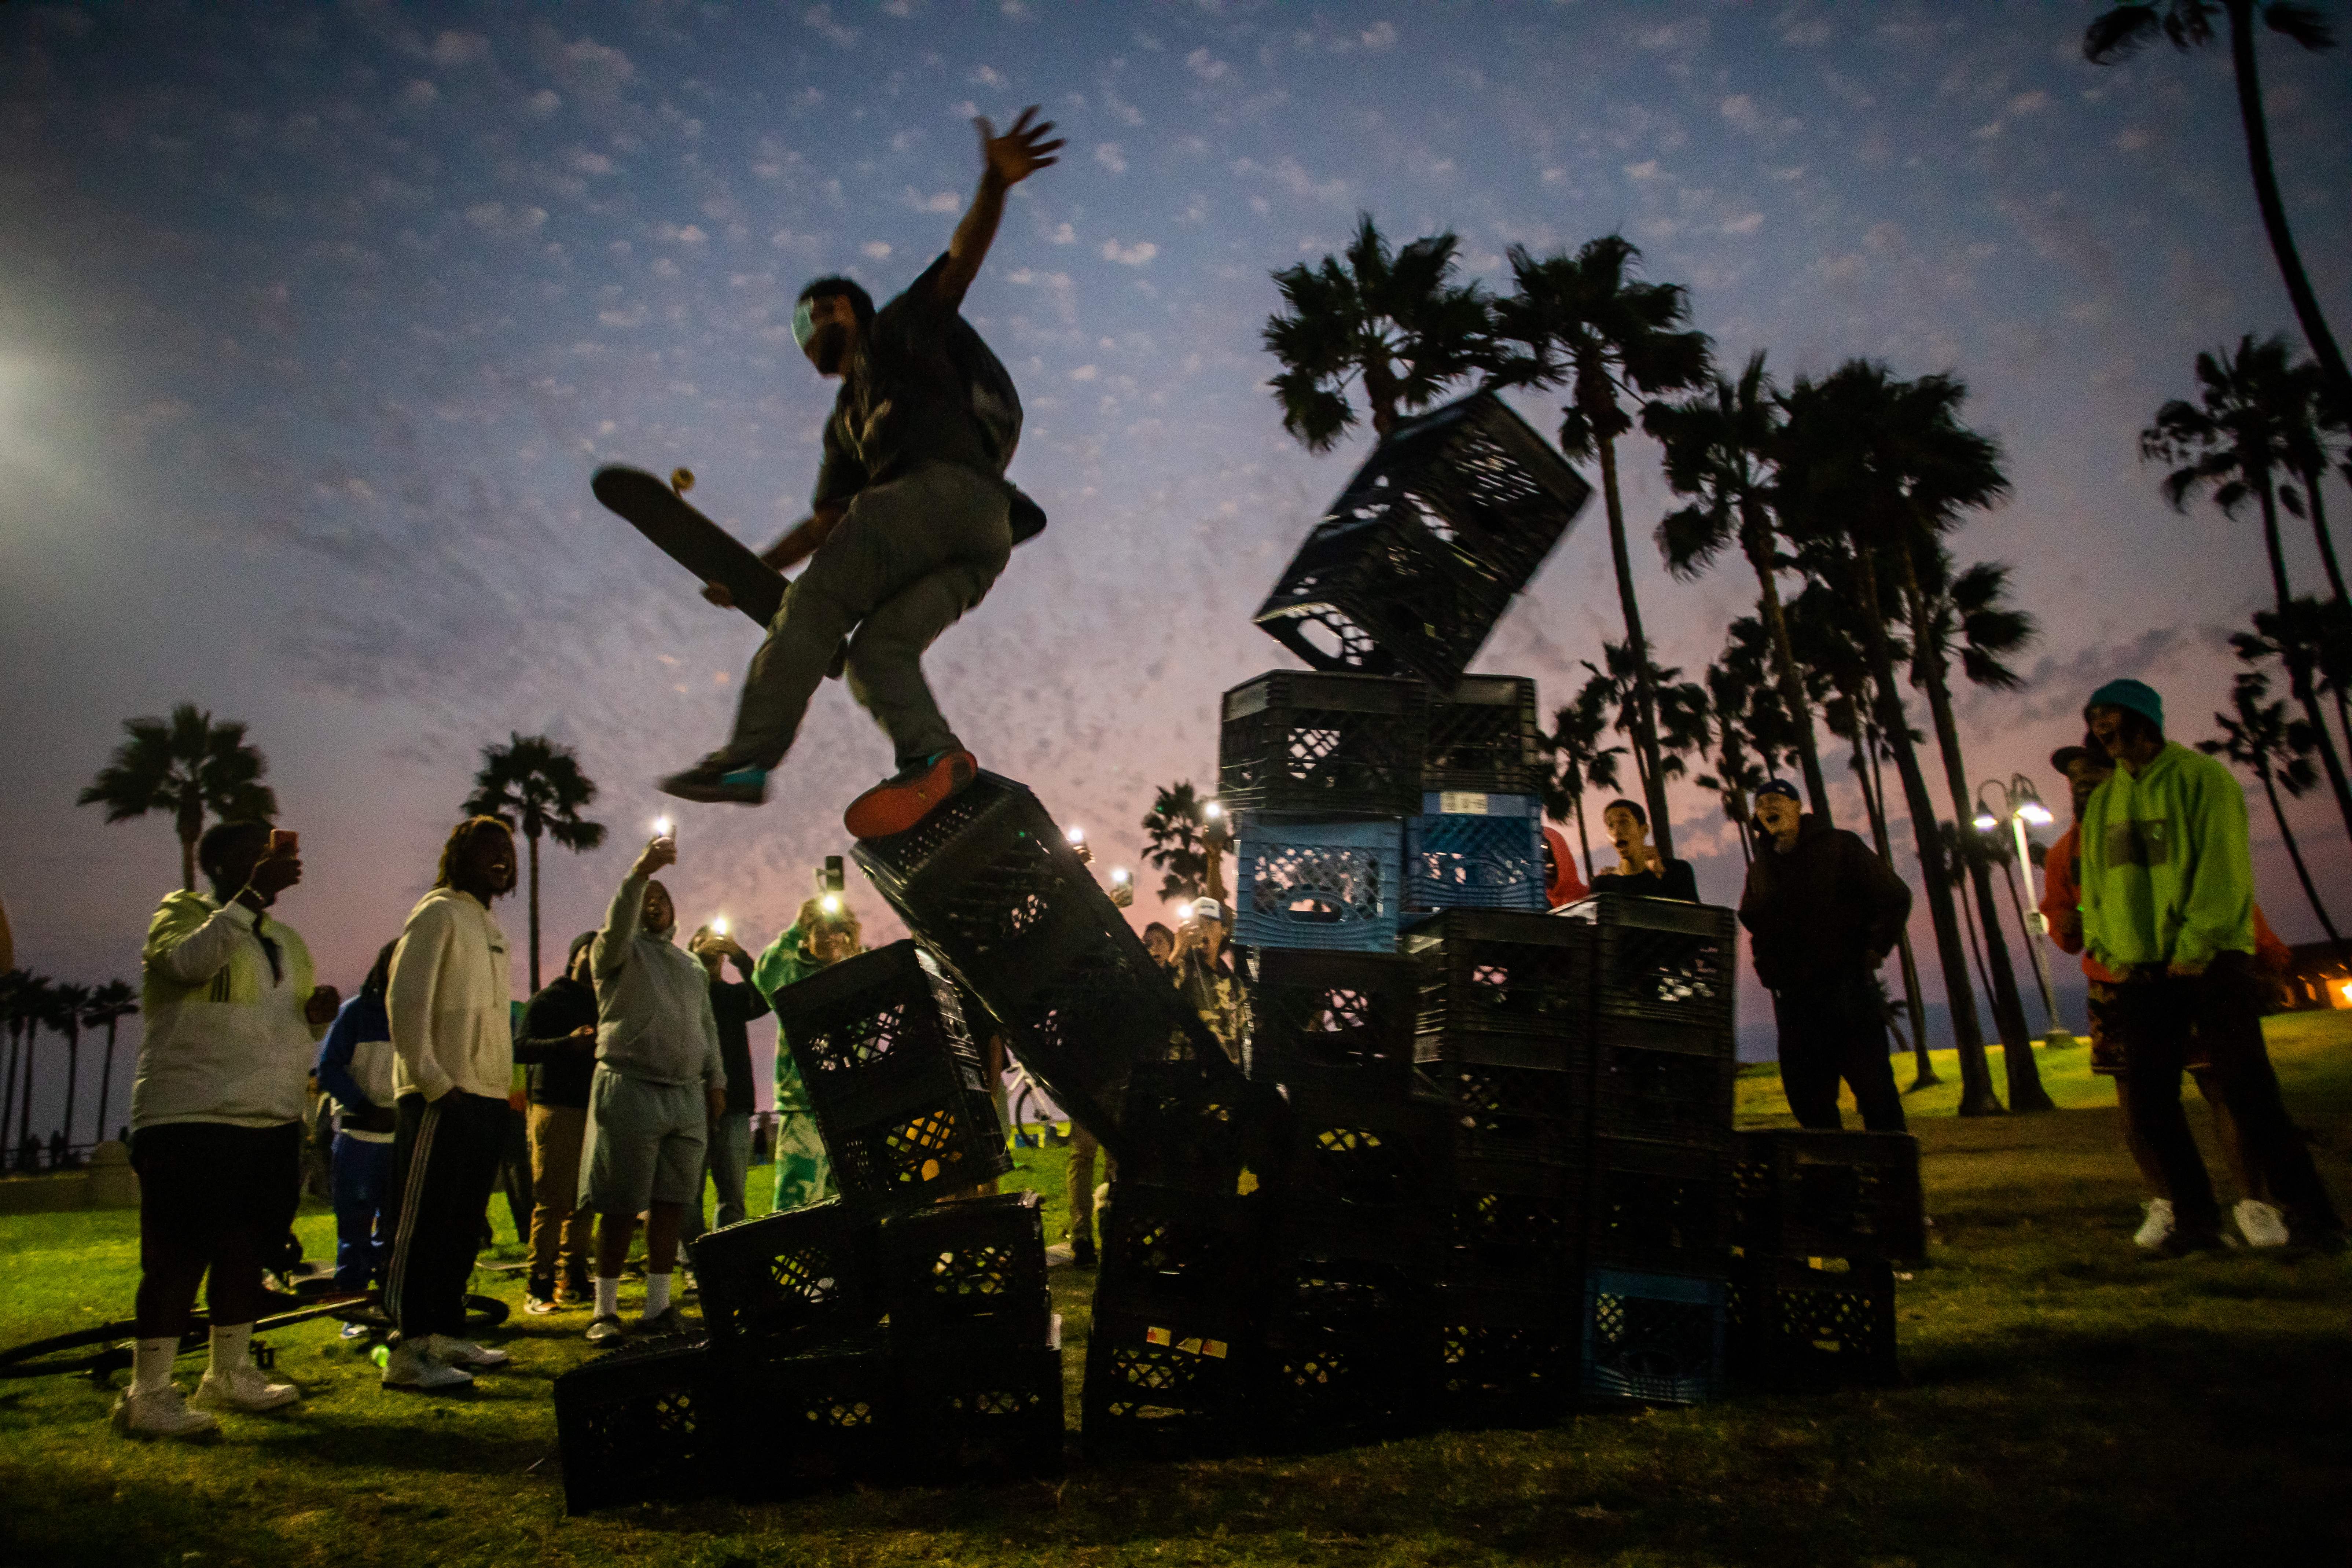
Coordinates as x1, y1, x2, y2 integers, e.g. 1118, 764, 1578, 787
844, 750, 978, 839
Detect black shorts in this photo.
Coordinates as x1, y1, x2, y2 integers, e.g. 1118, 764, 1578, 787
129, 1120, 303, 1270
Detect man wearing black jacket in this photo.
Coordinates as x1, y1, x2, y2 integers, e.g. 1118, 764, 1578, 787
1738, 780, 1913, 1132
684, 924, 771, 1238
517, 933, 600, 1314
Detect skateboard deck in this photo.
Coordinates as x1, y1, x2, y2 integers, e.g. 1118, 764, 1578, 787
591, 465, 784, 628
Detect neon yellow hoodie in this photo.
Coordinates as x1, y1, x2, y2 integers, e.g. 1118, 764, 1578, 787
2080, 741, 2255, 972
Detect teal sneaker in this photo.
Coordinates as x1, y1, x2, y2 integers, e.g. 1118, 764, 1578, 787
657, 759, 769, 805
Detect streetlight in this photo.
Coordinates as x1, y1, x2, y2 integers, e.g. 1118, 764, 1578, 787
1975, 774, 2066, 1043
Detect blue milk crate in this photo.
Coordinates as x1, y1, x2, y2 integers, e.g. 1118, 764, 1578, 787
1579, 1267, 1727, 1406
1234, 812, 1404, 953
1404, 793, 1544, 913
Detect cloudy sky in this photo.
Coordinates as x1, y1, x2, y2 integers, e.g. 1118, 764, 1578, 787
4, 0, 2348, 1125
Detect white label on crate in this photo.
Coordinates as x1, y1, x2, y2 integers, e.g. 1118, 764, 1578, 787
1048, 1313, 1063, 1351
1438, 791, 1491, 816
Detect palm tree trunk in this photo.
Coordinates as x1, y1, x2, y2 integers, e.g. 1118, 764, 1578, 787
1749, 545, 1831, 819
1851, 724, 1937, 1087
95, 1021, 121, 1145
17, 1024, 36, 1149
1852, 542, 2001, 1113
1956, 863, 1996, 1021
2260, 482, 2352, 840
61, 1027, 80, 1157
1571, 792, 1594, 886
2257, 765, 2342, 943
528, 831, 544, 994
2226, 0, 2352, 413
1597, 434, 1675, 858
1, 1029, 18, 1154
2301, 468, 2348, 607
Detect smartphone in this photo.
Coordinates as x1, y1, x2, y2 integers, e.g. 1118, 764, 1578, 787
817, 855, 844, 894
269, 829, 299, 856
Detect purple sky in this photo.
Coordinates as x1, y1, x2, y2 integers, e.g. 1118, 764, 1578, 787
4, 1, 2348, 1130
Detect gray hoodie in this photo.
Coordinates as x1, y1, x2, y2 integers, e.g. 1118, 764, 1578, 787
590, 871, 727, 1091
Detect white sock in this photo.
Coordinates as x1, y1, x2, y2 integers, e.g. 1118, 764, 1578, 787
643, 1273, 672, 1317
133, 1337, 179, 1396
593, 1277, 620, 1319
208, 1321, 253, 1377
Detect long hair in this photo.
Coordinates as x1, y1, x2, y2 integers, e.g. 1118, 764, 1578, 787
433, 816, 513, 889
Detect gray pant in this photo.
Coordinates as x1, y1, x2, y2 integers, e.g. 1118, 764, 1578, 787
682, 1109, 753, 1242
724, 461, 1013, 771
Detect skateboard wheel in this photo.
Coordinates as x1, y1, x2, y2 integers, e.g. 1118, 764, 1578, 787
670, 467, 695, 495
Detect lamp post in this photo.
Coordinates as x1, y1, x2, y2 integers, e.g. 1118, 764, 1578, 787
1974, 774, 2066, 1042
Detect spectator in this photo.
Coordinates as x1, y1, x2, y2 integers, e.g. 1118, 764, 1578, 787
515, 933, 601, 1315
1738, 779, 1912, 1132
1542, 825, 1591, 909
2079, 679, 2344, 1253
381, 817, 521, 1391
316, 941, 400, 1310
1142, 921, 1176, 970
118, 820, 337, 1438
1590, 799, 1699, 902
751, 896, 864, 1214
686, 923, 772, 1235
580, 835, 728, 1343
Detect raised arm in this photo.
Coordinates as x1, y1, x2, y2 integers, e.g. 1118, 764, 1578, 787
933, 106, 1064, 305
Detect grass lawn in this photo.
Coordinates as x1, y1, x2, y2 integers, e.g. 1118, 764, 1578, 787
2, 1020, 2348, 1568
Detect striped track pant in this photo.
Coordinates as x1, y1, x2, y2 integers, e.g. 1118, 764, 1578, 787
385, 1090, 510, 1341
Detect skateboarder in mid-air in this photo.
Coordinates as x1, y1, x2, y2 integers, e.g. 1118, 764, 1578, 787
659, 106, 1063, 838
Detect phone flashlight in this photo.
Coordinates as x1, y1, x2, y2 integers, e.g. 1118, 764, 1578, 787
1066, 825, 1085, 847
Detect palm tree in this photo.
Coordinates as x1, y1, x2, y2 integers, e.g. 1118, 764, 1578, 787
2085, 2, 2349, 412
1647, 350, 1834, 818
1779, 362, 2002, 1114
1693, 619, 1794, 864
84, 980, 139, 1147
1937, 823, 2002, 1026
1905, 550, 2056, 1112
2276, 355, 2349, 608
1261, 214, 1499, 451
78, 705, 279, 891
1540, 680, 1625, 881
1495, 236, 1714, 855
1581, 641, 1711, 815
2203, 669, 2341, 941
2146, 334, 2352, 839
0, 973, 38, 1163
1141, 781, 1227, 904
463, 734, 607, 992
43, 982, 91, 1164
11, 973, 53, 1158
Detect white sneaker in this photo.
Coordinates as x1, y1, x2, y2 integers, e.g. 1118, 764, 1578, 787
380, 1338, 474, 1392
584, 1314, 626, 1345
192, 1362, 300, 1413
2134, 1197, 2175, 1251
427, 1334, 511, 1370
2234, 1199, 2291, 1249
111, 1384, 220, 1439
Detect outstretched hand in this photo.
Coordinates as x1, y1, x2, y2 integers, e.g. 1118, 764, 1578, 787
977, 106, 1063, 187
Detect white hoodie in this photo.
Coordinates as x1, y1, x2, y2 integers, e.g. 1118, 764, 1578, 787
387, 887, 513, 1102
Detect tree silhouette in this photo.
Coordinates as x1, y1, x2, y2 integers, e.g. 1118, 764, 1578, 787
1262, 214, 1499, 451
2146, 334, 2352, 839
84, 979, 139, 1147
2085, 2, 2349, 412
78, 705, 278, 891
1495, 236, 1713, 856
463, 734, 607, 992
43, 982, 91, 1164
1140, 781, 1227, 905
2275, 353, 2349, 608
1540, 680, 1625, 882
0, 973, 45, 1165
2202, 669, 2340, 942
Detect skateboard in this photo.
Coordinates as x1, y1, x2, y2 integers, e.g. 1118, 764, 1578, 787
591, 465, 785, 628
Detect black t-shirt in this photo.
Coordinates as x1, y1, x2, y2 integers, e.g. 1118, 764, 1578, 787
708, 974, 772, 1118
520, 976, 599, 1109
813, 253, 1019, 505
1592, 858, 1700, 903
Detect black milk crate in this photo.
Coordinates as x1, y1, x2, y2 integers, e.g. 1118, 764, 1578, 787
1584, 1136, 1732, 1275
1428, 1281, 1576, 1428
1423, 676, 1542, 795
1099, 1180, 1271, 1308
1419, 1057, 1587, 1165
1267, 1248, 1427, 1340
1445, 1156, 1583, 1284
769, 939, 1011, 1209
1083, 1297, 1255, 1459
1579, 1267, 1726, 1406
722, 1340, 896, 1499
1405, 908, 1594, 1040
851, 771, 1112, 1010
1233, 812, 1404, 954
1725, 1255, 1900, 1389
554, 1339, 721, 1514
1405, 792, 1547, 912
1250, 1323, 1431, 1442
1558, 894, 1737, 1032
1115, 1060, 1285, 1196
1278, 1072, 1450, 1218
1591, 1039, 1737, 1149
1252, 391, 1593, 690
1218, 670, 1429, 818
1246, 948, 1421, 1088
878, 1191, 1051, 1350
690, 1198, 881, 1355
894, 1343, 1066, 1482
1731, 1130, 1925, 1265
